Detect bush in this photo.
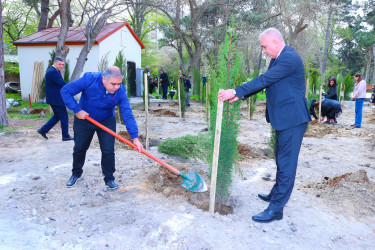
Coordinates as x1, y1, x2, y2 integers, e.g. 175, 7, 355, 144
158, 133, 210, 160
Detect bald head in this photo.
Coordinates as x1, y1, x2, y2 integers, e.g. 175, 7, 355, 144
259, 28, 286, 59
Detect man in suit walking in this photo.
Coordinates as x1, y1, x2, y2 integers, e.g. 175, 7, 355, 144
218, 28, 311, 223
37, 57, 73, 141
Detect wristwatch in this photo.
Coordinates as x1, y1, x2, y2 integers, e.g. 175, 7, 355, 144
232, 89, 237, 95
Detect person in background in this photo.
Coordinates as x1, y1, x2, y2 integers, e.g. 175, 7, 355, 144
310, 99, 342, 123
182, 74, 191, 107
351, 73, 366, 128
37, 56, 73, 141
159, 69, 170, 100
218, 28, 311, 223
145, 66, 154, 94
324, 78, 338, 101
60, 66, 143, 190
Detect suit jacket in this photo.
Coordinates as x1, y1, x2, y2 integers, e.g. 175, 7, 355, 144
235, 45, 311, 131
45, 66, 67, 106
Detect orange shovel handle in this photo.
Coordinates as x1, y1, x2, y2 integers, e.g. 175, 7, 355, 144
85, 116, 181, 175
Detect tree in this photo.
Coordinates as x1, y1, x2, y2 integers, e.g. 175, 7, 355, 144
37, 0, 49, 31
55, 0, 70, 67
208, 22, 243, 209
0, 0, 10, 126
147, 0, 244, 85
70, 0, 129, 81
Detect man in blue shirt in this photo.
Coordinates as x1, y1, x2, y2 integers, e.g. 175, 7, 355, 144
37, 57, 73, 141
61, 66, 143, 190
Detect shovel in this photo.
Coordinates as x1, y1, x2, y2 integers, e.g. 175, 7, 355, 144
85, 116, 207, 193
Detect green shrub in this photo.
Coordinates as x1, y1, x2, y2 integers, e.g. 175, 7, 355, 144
158, 133, 210, 160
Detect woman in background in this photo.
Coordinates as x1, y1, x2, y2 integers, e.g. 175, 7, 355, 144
325, 78, 338, 101
351, 73, 366, 128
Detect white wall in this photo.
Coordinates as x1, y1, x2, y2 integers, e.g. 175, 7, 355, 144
99, 26, 141, 68
18, 45, 99, 101
17, 25, 142, 101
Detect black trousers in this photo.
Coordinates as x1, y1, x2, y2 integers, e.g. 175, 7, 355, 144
72, 117, 116, 182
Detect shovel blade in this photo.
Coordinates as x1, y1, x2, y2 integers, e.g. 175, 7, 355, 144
181, 170, 208, 193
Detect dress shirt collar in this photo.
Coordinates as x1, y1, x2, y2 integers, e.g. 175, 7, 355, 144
276, 45, 285, 59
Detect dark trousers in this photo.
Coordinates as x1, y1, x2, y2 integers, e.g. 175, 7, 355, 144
40, 105, 70, 138
267, 122, 308, 213
162, 85, 168, 99
72, 117, 116, 182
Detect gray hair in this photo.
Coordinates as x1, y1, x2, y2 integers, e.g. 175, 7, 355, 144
54, 56, 64, 63
258, 28, 284, 42
103, 66, 123, 79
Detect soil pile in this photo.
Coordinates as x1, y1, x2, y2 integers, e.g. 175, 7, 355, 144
303, 169, 375, 219
147, 164, 233, 215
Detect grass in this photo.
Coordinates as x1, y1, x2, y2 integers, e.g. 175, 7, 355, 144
256, 91, 266, 100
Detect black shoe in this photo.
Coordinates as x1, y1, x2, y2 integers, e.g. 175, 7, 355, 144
252, 209, 283, 223
258, 193, 271, 202
66, 175, 80, 187
105, 180, 119, 190
37, 129, 48, 139
62, 136, 74, 141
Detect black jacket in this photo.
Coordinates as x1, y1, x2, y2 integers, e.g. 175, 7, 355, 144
159, 72, 170, 88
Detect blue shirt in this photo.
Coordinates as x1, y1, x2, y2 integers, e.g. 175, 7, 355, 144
61, 72, 139, 139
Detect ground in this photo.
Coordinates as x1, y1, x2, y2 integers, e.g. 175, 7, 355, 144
0, 98, 374, 249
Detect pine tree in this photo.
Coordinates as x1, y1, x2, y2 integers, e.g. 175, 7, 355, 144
208, 23, 244, 209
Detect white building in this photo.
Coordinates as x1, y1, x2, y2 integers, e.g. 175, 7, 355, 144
13, 22, 145, 101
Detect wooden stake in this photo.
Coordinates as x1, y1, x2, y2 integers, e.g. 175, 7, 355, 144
206, 81, 210, 128
200, 79, 203, 103
248, 98, 251, 119
318, 86, 323, 122
209, 97, 224, 213
144, 73, 149, 150
178, 79, 182, 118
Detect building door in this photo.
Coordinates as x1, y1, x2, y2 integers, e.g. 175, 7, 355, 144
127, 61, 136, 97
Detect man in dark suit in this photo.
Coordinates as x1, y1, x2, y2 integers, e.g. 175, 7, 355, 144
37, 57, 73, 141
218, 28, 311, 223
159, 69, 170, 100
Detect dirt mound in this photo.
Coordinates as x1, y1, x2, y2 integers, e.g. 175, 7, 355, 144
304, 122, 349, 138
363, 111, 375, 123
303, 169, 375, 219
238, 143, 266, 160
146, 164, 233, 215
152, 109, 178, 117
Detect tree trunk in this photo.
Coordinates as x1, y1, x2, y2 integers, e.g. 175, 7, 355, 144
372, 43, 375, 85
70, 9, 113, 81
0, 0, 10, 126
321, 0, 334, 79
56, 0, 70, 77
365, 48, 372, 83
314, 19, 324, 84
38, 0, 50, 31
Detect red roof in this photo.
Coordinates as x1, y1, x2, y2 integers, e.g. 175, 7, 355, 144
12, 22, 145, 49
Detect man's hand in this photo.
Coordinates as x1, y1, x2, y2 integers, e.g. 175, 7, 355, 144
218, 89, 239, 103
133, 138, 144, 153
75, 110, 89, 119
